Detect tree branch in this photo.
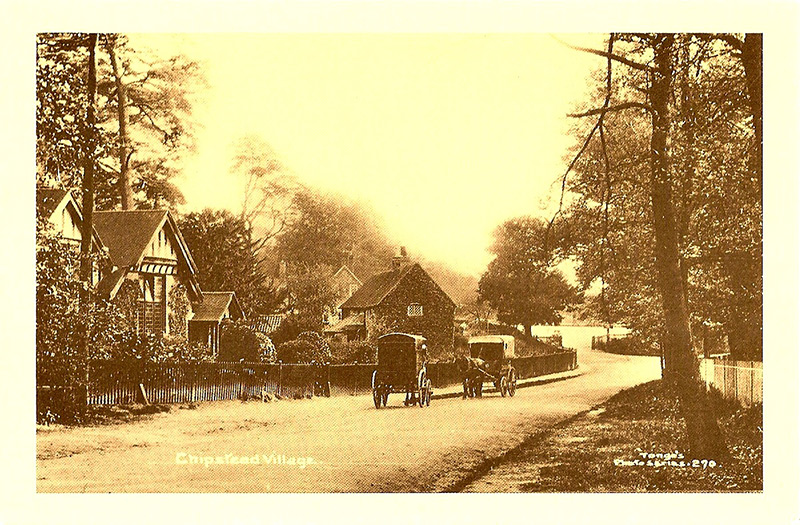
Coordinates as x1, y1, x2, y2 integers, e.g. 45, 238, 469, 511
569, 101, 652, 118
552, 34, 658, 74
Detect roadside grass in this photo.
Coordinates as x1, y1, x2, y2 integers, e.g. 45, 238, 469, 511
510, 380, 762, 492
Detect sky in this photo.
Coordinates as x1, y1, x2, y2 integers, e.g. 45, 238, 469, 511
131, 33, 606, 276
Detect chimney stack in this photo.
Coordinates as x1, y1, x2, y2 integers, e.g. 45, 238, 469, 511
392, 246, 409, 270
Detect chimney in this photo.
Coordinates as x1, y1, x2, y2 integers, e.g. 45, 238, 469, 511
392, 246, 408, 270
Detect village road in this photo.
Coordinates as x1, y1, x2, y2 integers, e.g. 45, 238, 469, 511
37, 345, 660, 492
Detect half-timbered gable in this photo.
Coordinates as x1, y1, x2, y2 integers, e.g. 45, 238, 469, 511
94, 210, 203, 338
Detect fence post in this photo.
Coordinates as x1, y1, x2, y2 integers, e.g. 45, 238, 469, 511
278, 363, 283, 397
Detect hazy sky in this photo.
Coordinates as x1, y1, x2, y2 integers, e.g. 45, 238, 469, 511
132, 33, 606, 276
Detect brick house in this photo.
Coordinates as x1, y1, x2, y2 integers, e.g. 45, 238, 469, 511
330, 249, 456, 358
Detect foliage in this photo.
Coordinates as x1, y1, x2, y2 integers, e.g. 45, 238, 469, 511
478, 217, 582, 333
218, 320, 276, 363
178, 209, 286, 317
328, 339, 377, 364
282, 265, 338, 334
276, 332, 332, 364
36, 218, 90, 394
563, 34, 761, 359
36, 33, 202, 209
167, 282, 189, 339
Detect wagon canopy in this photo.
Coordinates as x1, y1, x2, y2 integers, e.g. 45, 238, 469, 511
467, 334, 516, 360
376, 333, 427, 371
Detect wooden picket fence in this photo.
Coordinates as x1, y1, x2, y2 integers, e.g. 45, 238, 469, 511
699, 358, 763, 407
83, 349, 578, 406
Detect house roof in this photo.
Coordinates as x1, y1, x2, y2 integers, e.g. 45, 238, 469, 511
333, 265, 362, 286
340, 263, 416, 309
250, 314, 284, 335
191, 291, 243, 322
324, 312, 365, 333
36, 188, 69, 219
93, 210, 170, 268
93, 209, 200, 300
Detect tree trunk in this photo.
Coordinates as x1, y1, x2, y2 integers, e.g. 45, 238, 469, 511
739, 33, 763, 361
648, 34, 730, 462
107, 35, 134, 210
78, 33, 98, 415
741, 34, 763, 199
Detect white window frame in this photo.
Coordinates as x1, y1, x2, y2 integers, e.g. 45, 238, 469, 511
407, 303, 423, 317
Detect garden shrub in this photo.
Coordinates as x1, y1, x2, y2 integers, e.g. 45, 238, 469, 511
219, 319, 276, 362
276, 331, 332, 364
328, 339, 377, 364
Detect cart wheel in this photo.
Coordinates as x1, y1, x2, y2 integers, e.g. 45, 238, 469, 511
425, 379, 432, 406
373, 387, 382, 409
508, 369, 517, 397
500, 376, 508, 397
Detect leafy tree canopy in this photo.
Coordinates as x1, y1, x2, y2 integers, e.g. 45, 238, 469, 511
478, 216, 581, 333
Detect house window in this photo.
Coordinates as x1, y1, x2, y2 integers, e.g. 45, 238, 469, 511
137, 274, 166, 336
407, 303, 423, 317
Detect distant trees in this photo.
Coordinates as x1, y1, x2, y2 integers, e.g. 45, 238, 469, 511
478, 217, 581, 336
274, 188, 396, 279
230, 135, 299, 251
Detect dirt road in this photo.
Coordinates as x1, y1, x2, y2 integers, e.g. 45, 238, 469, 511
37, 346, 660, 492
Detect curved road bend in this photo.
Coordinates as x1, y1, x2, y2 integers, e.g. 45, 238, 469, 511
37, 345, 660, 492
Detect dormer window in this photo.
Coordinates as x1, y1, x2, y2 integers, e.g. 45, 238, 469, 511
407, 303, 423, 317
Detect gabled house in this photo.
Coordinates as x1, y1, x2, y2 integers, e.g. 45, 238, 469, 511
36, 187, 107, 284
93, 210, 203, 338
188, 291, 245, 353
328, 249, 456, 357
324, 265, 362, 325
37, 187, 105, 249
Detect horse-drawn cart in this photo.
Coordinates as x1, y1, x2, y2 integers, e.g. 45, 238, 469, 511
461, 335, 517, 398
371, 333, 432, 408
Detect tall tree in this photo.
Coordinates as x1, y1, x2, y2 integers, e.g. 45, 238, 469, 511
37, 33, 202, 210
563, 33, 750, 460
104, 34, 133, 209
230, 135, 298, 251
78, 33, 99, 412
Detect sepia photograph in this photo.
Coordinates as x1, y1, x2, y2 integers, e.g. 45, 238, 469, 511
2, 1, 799, 523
